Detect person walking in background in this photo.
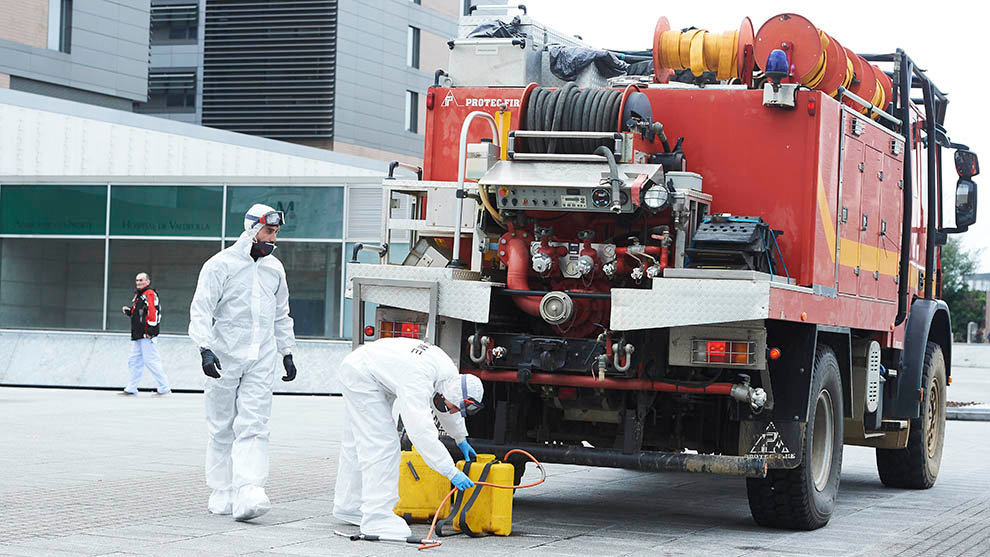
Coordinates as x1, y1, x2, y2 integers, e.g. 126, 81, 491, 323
189, 203, 298, 522
121, 272, 170, 396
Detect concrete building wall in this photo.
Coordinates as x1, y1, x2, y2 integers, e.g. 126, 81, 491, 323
0, 0, 150, 106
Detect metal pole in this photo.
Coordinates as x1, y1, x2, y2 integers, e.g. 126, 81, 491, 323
102, 183, 111, 331
449, 111, 499, 269
922, 80, 938, 299
895, 51, 913, 326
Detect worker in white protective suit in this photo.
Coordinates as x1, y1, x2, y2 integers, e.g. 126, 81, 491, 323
333, 337, 484, 538
188, 203, 297, 522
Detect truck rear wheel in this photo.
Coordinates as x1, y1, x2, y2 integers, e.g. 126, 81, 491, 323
876, 341, 945, 489
746, 344, 844, 530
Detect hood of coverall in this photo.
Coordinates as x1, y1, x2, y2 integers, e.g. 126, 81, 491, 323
234, 204, 276, 258
438, 374, 484, 413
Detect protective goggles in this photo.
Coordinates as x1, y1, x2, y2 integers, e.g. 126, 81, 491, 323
247, 210, 285, 227
432, 375, 485, 417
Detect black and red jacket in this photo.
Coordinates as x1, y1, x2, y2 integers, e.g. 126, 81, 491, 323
126, 286, 161, 340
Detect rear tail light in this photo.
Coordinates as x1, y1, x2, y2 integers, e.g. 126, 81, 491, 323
692, 339, 755, 365
378, 321, 423, 339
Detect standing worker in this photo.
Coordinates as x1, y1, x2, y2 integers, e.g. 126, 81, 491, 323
189, 203, 298, 521
333, 337, 484, 539
121, 272, 170, 396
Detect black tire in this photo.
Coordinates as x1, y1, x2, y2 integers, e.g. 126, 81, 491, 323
876, 341, 946, 489
746, 344, 844, 530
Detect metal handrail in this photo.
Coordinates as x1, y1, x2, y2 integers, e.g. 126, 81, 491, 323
450, 111, 500, 269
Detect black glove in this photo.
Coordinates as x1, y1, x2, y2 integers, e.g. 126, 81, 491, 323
282, 354, 297, 382
200, 348, 222, 379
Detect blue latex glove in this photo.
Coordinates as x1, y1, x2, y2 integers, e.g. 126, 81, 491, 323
451, 470, 474, 491
457, 440, 477, 462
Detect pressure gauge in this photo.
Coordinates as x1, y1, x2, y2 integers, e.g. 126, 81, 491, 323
591, 188, 611, 208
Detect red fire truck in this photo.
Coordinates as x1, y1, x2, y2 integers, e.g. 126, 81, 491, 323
348, 10, 980, 529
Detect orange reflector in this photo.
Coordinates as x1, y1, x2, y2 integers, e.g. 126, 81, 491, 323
800, 312, 808, 321
948, 376, 953, 385
769, 347, 782, 360
364, 325, 375, 337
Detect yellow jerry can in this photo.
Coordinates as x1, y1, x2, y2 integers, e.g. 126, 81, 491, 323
452, 454, 515, 536
394, 448, 451, 522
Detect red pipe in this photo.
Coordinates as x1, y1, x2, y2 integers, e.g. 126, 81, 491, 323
503, 234, 542, 316
464, 369, 735, 395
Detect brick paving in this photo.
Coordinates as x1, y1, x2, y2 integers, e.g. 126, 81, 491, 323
1, 386, 989, 556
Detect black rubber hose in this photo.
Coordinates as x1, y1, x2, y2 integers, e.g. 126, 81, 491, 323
556, 83, 579, 152
585, 88, 606, 153
543, 86, 562, 153
532, 88, 549, 152
551, 83, 578, 153
603, 89, 623, 150
568, 87, 589, 153
525, 87, 541, 152
596, 90, 615, 149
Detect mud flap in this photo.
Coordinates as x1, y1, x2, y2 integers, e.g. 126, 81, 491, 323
739, 419, 805, 469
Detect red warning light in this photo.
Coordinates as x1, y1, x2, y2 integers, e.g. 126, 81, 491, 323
364, 325, 375, 337
769, 347, 782, 360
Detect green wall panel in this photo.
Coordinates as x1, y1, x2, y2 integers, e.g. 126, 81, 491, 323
1, 186, 106, 235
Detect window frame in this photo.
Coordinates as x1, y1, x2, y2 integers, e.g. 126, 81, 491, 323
405, 90, 419, 133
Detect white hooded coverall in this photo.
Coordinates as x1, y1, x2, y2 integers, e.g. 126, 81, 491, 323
333, 337, 472, 538
188, 212, 295, 517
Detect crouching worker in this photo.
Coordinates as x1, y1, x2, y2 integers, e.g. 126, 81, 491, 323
333, 337, 484, 539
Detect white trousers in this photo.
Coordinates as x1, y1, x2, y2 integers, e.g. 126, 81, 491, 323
126, 338, 170, 394
204, 357, 276, 494
333, 358, 410, 538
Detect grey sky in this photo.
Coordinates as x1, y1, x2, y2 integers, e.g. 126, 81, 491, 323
519, 0, 990, 270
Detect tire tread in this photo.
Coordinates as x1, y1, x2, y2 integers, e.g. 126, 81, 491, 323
876, 341, 942, 489
747, 344, 842, 530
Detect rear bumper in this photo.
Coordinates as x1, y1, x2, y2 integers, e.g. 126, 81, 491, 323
469, 439, 768, 478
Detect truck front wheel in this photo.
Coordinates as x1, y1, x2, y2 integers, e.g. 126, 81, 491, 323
876, 341, 946, 488
746, 344, 844, 530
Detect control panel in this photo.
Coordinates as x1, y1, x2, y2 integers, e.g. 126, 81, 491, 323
494, 185, 633, 213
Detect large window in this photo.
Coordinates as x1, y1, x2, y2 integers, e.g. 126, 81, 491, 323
225, 186, 344, 239
0, 182, 374, 339
0, 186, 106, 235
106, 240, 220, 334
110, 186, 223, 237
150, 3, 198, 44
0, 239, 104, 330
277, 243, 342, 338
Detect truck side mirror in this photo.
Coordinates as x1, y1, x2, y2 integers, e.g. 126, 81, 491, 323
955, 150, 980, 179
955, 179, 978, 230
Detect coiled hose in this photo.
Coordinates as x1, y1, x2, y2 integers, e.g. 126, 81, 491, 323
522, 83, 623, 155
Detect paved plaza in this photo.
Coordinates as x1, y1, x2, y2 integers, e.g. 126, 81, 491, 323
1, 365, 989, 556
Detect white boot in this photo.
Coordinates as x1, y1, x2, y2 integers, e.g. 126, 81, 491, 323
208, 488, 233, 515
232, 485, 271, 521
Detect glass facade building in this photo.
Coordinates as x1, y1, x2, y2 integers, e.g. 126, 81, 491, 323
0, 180, 395, 340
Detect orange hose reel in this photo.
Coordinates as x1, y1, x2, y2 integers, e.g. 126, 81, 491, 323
754, 13, 891, 115
652, 16, 754, 83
